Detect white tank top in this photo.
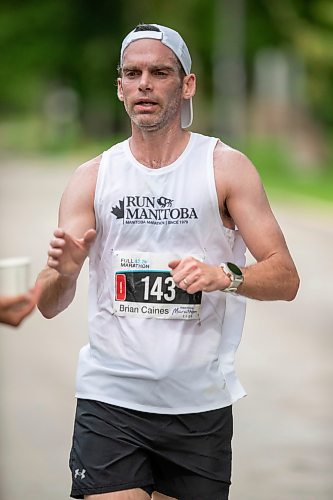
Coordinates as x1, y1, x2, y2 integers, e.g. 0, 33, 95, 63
76, 132, 247, 414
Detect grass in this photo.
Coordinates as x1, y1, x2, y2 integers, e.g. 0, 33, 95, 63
242, 139, 333, 205
0, 117, 332, 206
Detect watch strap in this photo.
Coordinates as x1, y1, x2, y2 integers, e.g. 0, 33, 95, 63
220, 262, 244, 293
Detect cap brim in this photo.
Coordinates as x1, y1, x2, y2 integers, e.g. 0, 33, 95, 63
181, 98, 193, 129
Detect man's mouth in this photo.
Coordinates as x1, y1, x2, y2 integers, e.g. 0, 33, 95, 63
134, 99, 158, 109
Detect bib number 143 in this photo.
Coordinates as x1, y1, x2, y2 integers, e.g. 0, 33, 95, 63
141, 275, 176, 302
115, 270, 201, 305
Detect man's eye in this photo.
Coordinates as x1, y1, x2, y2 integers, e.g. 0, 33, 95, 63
125, 71, 138, 78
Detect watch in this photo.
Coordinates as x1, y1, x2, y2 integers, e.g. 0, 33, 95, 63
220, 262, 244, 293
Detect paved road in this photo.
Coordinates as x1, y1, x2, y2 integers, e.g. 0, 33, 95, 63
0, 158, 332, 500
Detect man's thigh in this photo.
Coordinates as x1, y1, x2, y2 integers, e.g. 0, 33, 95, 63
85, 488, 151, 499
84, 490, 175, 500
152, 407, 232, 499
70, 400, 155, 499
70, 400, 232, 500
152, 494, 176, 500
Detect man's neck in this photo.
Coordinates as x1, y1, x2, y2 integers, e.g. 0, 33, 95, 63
129, 126, 191, 169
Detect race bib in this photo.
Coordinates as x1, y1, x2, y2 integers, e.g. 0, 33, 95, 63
112, 251, 202, 320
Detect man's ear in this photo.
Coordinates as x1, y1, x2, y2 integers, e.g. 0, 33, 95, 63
182, 74, 196, 100
117, 78, 124, 101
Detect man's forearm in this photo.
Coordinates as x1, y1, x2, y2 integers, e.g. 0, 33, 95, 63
37, 266, 78, 318
237, 253, 299, 302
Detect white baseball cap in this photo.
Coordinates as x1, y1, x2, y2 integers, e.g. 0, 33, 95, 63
120, 24, 193, 129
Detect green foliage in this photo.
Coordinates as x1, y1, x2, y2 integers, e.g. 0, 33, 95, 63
259, 0, 333, 126
0, 1, 70, 110
0, 0, 332, 137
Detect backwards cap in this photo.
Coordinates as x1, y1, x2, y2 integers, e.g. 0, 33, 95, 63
120, 24, 193, 129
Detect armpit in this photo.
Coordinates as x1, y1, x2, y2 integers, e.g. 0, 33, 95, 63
220, 200, 235, 230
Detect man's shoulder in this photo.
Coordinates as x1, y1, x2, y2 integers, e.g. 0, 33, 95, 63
63, 154, 103, 194
70, 154, 103, 184
78, 153, 103, 172
214, 140, 245, 163
213, 140, 257, 176
212, 140, 262, 203
73, 138, 127, 181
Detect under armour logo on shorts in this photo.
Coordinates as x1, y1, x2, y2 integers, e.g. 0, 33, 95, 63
74, 468, 86, 479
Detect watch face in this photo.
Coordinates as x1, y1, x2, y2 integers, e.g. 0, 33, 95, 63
227, 262, 242, 276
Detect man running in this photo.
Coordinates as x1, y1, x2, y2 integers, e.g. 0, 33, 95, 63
37, 23, 299, 500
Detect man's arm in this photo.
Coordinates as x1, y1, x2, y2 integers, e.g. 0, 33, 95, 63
170, 144, 299, 301
37, 156, 100, 318
216, 145, 299, 301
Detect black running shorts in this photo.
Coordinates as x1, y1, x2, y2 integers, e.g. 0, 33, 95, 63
69, 399, 233, 499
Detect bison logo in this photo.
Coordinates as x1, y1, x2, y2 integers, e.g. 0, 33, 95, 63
156, 196, 173, 208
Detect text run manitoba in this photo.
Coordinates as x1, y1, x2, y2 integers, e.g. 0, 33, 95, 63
112, 196, 198, 223
126, 207, 198, 220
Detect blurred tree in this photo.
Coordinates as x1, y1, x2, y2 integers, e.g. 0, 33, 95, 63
0, 0, 72, 112
0, 0, 332, 146
260, 0, 333, 127
213, 0, 246, 141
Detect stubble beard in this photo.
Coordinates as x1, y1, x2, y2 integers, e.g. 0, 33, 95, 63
126, 87, 183, 132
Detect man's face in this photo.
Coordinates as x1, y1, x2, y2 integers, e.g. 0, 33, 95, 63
117, 39, 185, 131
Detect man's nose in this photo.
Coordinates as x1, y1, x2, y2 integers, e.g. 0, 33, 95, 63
138, 72, 152, 91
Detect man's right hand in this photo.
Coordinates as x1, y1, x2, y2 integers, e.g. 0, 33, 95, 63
47, 228, 96, 276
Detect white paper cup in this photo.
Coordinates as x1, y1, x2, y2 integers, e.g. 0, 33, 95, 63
0, 257, 31, 296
